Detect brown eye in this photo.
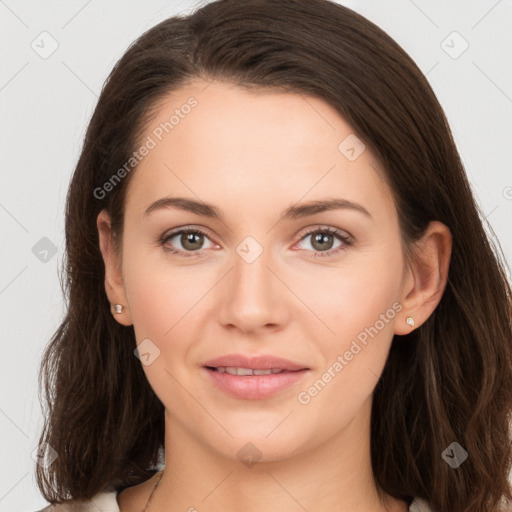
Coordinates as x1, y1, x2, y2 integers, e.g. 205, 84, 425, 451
310, 231, 336, 251
296, 227, 352, 258
160, 227, 216, 257
180, 232, 204, 251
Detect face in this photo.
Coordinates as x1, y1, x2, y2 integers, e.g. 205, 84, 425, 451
100, 79, 416, 462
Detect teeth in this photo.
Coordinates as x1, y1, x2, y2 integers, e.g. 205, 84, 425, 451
229, 367, 253, 376
254, 369, 276, 375
216, 366, 284, 376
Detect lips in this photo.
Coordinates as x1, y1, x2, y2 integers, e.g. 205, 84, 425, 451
203, 353, 309, 372
202, 353, 310, 400
212, 367, 285, 376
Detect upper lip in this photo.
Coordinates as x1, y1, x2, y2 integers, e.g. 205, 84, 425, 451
203, 353, 309, 371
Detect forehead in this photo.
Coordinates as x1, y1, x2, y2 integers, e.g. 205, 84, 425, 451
125, 79, 396, 222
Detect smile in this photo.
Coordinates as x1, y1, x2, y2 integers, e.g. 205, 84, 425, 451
208, 366, 287, 375
203, 366, 309, 400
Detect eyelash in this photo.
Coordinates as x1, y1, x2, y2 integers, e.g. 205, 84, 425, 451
159, 226, 353, 259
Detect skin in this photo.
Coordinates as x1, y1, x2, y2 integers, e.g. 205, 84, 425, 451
98, 79, 452, 512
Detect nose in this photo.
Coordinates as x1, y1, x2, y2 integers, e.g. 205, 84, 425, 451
216, 236, 289, 334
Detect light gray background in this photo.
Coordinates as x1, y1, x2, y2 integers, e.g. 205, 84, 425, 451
1, 0, 511, 510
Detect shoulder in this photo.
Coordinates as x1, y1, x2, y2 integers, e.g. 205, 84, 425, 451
409, 497, 435, 512
35, 490, 432, 512
34, 488, 120, 512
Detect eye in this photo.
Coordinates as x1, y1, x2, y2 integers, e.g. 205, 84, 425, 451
295, 226, 352, 258
159, 225, 352, 259
159, 227, 217, 258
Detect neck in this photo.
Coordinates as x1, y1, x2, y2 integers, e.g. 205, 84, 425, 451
145, 397, 408, 512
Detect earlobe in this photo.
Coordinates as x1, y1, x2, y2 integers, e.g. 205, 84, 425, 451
97, 209, 133, 326
394, 221, 452, 335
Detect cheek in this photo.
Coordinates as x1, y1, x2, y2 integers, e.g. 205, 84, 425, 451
123, 265, 172, 341
121, 229, 206, 340
293, 242, 403, 343
121, 247, 205, 399
293, 246, 403, 404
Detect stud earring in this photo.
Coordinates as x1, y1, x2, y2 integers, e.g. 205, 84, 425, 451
406, 316, 415, 327
114, 304, 124, 314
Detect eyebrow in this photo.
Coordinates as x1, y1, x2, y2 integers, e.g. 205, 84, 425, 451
143, 196, 372, 221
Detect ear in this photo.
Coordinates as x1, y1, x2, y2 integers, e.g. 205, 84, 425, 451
394, 221, 452, 335
97, 209, 133, 326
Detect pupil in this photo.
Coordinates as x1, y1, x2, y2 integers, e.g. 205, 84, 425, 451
313, 233, 333, 251
183, 232, 202, 251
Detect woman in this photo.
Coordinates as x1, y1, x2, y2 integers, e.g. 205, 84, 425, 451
35, 0, 512, 511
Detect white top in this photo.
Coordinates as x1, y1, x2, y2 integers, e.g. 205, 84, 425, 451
36, 488, 434, 511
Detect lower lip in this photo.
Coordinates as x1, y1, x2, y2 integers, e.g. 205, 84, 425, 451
203, 367, 309, 400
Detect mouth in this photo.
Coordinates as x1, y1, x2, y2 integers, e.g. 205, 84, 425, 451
202, 364, 310, 400
205, 366, 302, 375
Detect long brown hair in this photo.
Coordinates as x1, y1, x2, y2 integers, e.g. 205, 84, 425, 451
36, 1, 512, 510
